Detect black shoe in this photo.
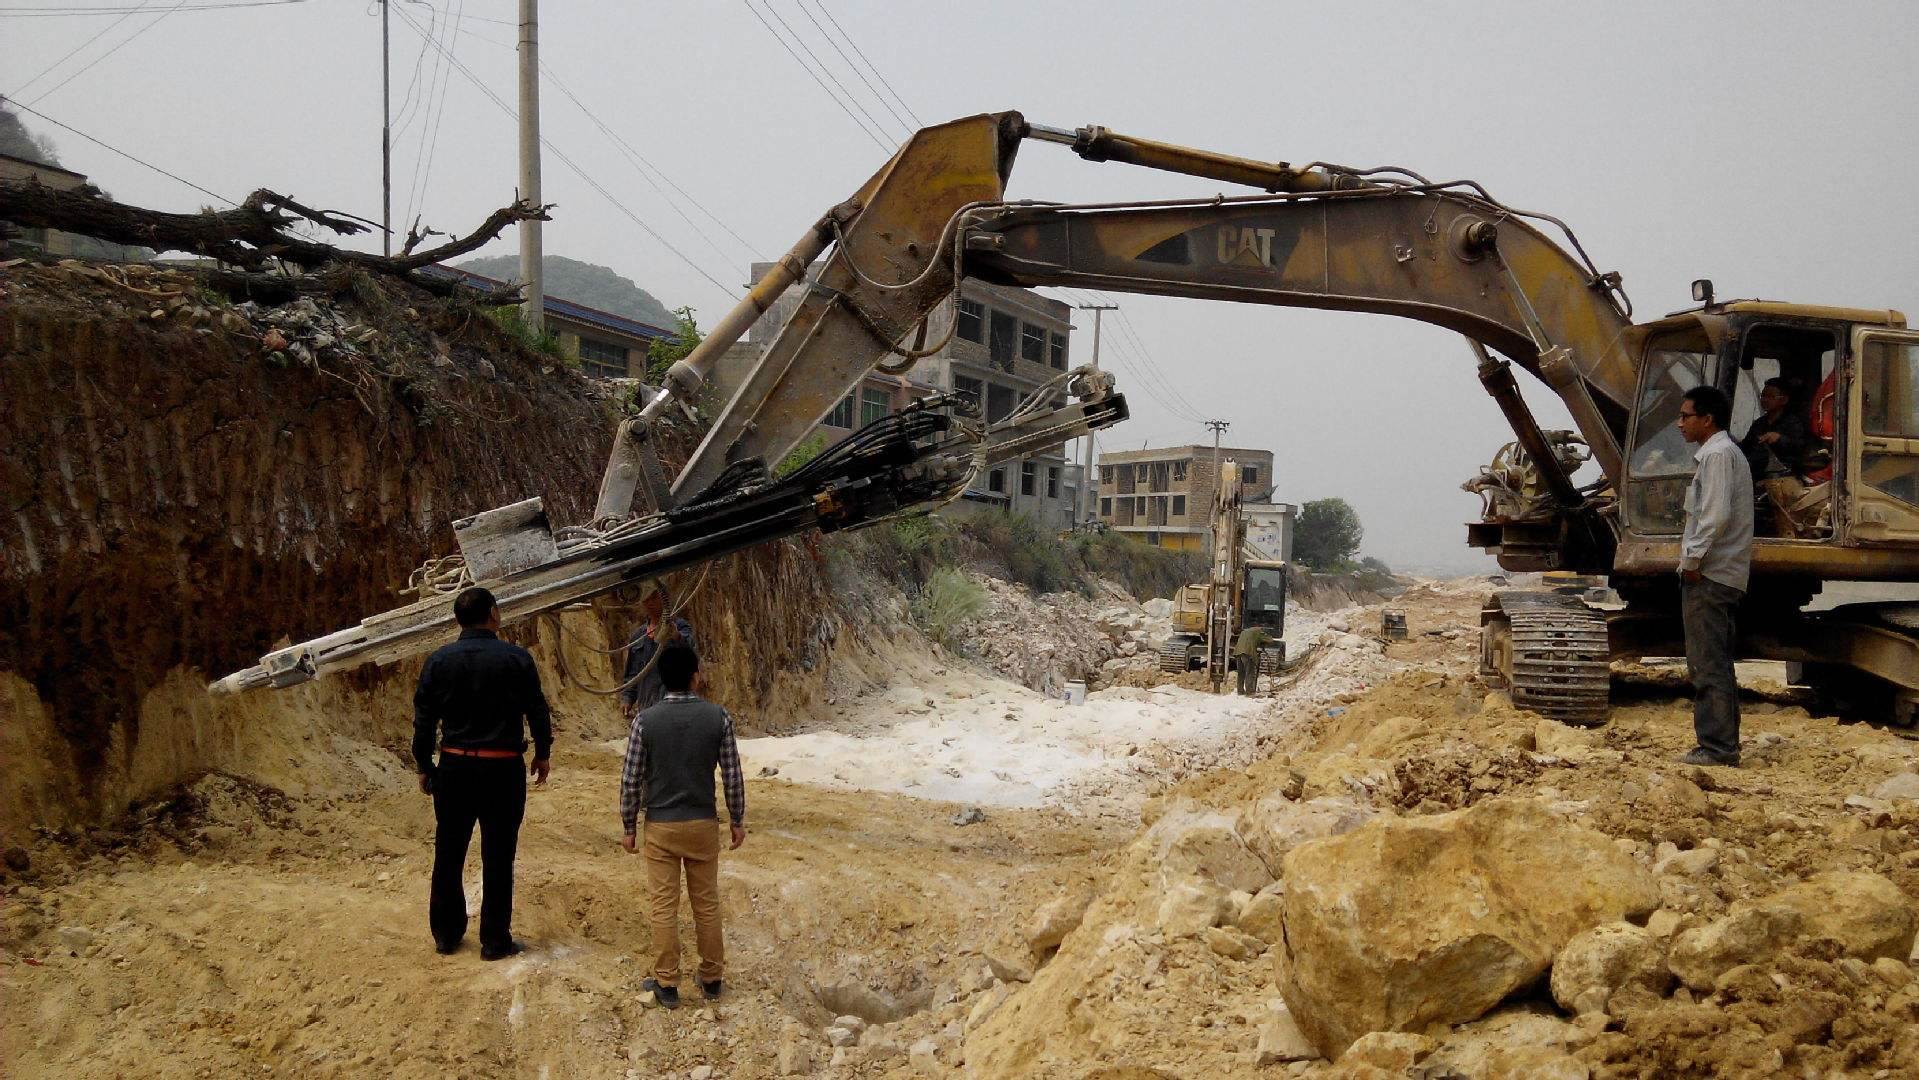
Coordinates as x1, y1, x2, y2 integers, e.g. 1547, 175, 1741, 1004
701, 979, 723, 1001
1679, 747, 1740, 768
434, 937, 461, 955
641, 978, 680, 1010
480, 939, 525, 961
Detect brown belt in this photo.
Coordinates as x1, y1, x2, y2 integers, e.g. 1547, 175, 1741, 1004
440, 746, 522, 759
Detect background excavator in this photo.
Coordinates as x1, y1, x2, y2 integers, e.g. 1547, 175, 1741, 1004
1159, 458, 1287, 690
218, 111, 1919, 731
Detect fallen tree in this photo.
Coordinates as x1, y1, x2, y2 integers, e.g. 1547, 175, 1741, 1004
0, 180, 547, 301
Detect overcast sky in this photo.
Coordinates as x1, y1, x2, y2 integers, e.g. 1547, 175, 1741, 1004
7, 1, 1916, 571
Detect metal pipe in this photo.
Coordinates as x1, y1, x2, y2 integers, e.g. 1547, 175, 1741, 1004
1034, 123, 1350, 194
1470, 340, 1582, 510
637, 203, 853, 422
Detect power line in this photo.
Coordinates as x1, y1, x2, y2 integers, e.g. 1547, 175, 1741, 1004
1106, 302, 1212, 421
418, 19, 767, 264
760, 0, 896, 144
812, 0, 922, 127
794, 0, 909, 139
24, 0, 187, 105
6, 0, 152, 97
542, 68, 758, 273
402, 0, 460, 231
740, 0, 889, 152
386, 0, 438, 139
0, 94, 231, 204
387, 3, 742, 301
0, 0, 304, 15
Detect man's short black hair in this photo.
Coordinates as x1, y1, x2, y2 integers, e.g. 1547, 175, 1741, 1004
1684, 385, 1732, 431
1762, 376, 1793, 397
454, 586, 497, 628
658, 643, 698, 692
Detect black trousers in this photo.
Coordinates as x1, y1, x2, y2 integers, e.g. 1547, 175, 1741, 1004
1236, 658, 1259, 695
429, 755, 526, 950
1682, 576, 1743, 758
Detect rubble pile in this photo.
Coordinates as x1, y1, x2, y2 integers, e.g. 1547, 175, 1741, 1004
956, 574, 1123, 694
961, 662, 1919, 1077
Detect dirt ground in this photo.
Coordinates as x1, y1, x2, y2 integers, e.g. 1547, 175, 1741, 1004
7, 577, 1919, 1078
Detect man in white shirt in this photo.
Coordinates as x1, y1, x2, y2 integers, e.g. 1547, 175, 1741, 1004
1676, 386, 1754, 767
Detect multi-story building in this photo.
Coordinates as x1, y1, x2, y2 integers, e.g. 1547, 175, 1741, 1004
1094, 445, 1276, 551
746, 263, 1083, 528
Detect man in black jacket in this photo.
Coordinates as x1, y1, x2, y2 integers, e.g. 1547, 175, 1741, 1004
413, 586, 553, 959
620, 583, 695, 718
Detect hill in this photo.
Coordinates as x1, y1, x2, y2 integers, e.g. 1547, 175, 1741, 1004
454, 253, 677, 328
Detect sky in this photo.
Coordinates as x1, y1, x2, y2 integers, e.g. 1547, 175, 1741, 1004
5, 0, 1917, 572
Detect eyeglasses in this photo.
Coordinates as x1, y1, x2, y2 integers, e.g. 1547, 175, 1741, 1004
1677, 410, 1701, 420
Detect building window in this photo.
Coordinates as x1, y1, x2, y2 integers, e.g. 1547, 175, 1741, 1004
986, 382, 1016, 424
957, 299, 984, 343
1100, 465, 1114, 484
577, 336, 631, 379
989, 310, 1018, 371
1148, 496, 1168, 525
1241, 464, 1258, 484
1172, 494, 1186, 517
954, 374, 983, 412
988, 467, 1006, 493
1020, 323, 1046, 364
1047, 466, 1060, 498
1150, 462, 1170, 490
861, 387, 889, 426
1020, 461, 1037, 496
1049, 332, 1067, 370
1135, 496, 1146, 513
825, 393, 855, 428
1172, 460, 1187, 482
1100, 497, 1112, 517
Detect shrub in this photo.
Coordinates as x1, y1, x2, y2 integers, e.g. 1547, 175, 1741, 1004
774, 433, 827, 478
913, 565, 988, 648
484, 306, 568, 362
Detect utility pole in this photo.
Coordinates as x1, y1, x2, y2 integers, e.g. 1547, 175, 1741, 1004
1076, 302, 1117, 524
517, 0, 544, 332
380, 0, 391, 256
1205, 416, 1231, 507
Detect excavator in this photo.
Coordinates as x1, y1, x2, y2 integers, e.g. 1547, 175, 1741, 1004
1160, 458, 1287, 691
217, 112, 1919, 732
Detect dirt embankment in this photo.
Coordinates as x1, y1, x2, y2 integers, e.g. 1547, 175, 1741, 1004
0, 260, 876, 834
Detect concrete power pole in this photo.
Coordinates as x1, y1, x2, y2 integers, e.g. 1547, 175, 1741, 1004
1076, 302, 1117, 524
1205, 417, 1231, 527
517, 0, 544, 332
380, 0, 391, 256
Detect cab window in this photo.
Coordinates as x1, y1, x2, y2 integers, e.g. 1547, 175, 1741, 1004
1626, 329, 1717, 533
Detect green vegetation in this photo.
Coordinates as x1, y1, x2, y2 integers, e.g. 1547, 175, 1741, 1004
485, 306, 568, 362
1294, 497, 1364, 569
1071, 530, 1206, 602
774, 433, 827, 478
913, 565, 988, 649
454, 254, 678, 328
645, 306, 703, 382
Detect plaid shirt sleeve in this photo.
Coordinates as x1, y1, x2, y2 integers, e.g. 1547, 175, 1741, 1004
618, 710, 647, 834
718, 710, 746, 826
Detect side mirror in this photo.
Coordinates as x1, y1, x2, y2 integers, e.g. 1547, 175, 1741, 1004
1691, 278, 1714, 306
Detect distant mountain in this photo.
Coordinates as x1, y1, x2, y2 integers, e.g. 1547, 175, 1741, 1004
455, 254, 676, 328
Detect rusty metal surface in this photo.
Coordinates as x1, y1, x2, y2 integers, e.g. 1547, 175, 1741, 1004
962, 191, 1638, 471
671, 112, 1022, 501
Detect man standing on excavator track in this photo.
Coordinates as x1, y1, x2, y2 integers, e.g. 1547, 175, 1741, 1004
413, 586, 553, 959
1676, 386, 1753, 768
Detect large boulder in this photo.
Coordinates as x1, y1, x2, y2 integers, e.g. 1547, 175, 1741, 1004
1668, 871, 1917, 990
1279, 798, 1660, 1057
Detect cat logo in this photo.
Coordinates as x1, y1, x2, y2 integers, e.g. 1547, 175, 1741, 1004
1217, 224, 1278, 268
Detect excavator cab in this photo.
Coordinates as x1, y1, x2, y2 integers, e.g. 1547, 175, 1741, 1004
1618, 303, 1919, 570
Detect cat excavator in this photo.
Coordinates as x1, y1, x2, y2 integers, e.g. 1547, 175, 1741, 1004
218, 112, 1919, 730
1160, 458, 1287, 690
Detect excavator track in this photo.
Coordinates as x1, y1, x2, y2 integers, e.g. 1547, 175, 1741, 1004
1480, 590, 1611, 727
1160, 636, 1197, 673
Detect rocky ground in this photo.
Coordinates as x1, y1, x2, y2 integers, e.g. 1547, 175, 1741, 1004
5, 576, 1918, 1078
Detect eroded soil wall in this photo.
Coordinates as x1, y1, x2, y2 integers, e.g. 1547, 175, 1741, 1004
0, 265, 856, 832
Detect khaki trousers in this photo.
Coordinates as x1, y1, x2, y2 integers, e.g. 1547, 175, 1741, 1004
643, 818, 723, 987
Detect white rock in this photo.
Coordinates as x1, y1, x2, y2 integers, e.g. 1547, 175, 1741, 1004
1873, 772, 1919, 801
55, 926, 94, 952
1156, 876, 1236, 937
824, 1025, 858, 1047
1254, 1006, 1318, 1065
689, 1067, 715, 1080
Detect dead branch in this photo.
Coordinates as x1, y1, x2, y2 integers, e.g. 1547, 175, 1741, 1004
0, 179, 550, 302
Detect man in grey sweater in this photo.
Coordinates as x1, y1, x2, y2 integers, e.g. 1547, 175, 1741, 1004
1676, 385, 1754, 767
618, 644, 746, 1009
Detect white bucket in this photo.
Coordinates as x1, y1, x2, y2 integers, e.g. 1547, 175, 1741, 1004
1064, 680, 1087, 705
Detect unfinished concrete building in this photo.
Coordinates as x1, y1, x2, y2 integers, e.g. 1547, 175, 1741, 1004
1095, 445, 1275, 550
